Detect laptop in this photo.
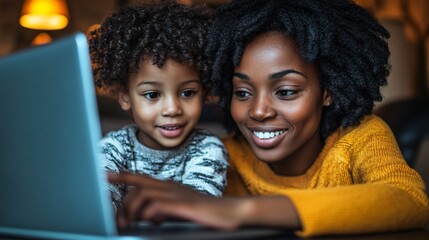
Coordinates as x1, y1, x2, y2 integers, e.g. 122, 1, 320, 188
0, 33, 288, 240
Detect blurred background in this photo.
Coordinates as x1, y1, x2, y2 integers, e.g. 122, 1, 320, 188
0, 0, 428, 107
0, 0, 226, 53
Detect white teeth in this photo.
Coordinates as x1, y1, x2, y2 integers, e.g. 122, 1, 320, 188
253, 130, 285, 139
162, 126, 180, 130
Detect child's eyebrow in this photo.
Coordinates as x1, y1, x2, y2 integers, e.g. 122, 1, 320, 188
136, 79, 201, 87
181, 79, 201, 84
137, 81, 159, 87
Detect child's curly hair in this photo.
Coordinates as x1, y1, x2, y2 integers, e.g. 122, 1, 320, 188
88, 1, 212, 96
206, 0, 390, 139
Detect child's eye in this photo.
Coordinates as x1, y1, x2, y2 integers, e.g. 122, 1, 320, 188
233, 90, 251, 100
143, 91, 160, 100
180, 90, 196, 98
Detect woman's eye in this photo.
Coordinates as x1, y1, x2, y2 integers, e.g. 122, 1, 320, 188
233, 90, 251, 99
143, 92, 160, 100
276, 89, 297, 97
180, 90, 196, 98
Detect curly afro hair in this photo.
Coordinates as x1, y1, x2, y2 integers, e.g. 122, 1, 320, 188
206, 0, 390, 139
88, 1, 212, 96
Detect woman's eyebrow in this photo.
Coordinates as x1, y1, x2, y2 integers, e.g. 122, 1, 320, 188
269, 69, 307, 80
232, 72, 250, 80
233, 70, 307, 81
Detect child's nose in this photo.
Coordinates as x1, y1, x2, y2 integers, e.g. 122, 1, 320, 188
161, 96, 183, 117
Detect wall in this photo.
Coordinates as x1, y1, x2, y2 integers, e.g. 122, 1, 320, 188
355, 0, 429, 105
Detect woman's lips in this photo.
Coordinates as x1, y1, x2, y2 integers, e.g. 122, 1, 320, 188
249, 129, 287, 149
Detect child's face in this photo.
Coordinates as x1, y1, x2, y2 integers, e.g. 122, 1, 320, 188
119, 59, 203, 150
231, 31, 331, 175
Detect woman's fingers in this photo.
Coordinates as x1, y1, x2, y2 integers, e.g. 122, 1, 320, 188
108, 172, 242, 229
112, 173, 193, 221
140, 196, 243, 230
116, 209, 129, 228
122, 187, 142, 222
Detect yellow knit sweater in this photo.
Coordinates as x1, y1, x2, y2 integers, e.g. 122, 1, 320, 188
223, 115, 429, 237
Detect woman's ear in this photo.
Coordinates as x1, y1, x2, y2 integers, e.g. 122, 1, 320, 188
322, 89, 333, 107
118, 91, 131, 111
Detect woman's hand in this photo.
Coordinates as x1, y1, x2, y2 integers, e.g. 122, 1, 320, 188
108, 172, 246, 229
109, 172, 301, 230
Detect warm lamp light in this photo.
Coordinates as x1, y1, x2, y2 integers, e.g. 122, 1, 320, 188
177, 0, 192, 4
31, 33, 53, 45
20, 0, 69, 30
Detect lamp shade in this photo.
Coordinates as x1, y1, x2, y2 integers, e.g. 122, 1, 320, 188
20, 0, 69, 30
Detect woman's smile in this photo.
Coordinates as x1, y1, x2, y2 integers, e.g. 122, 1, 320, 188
248, 128, 288, 149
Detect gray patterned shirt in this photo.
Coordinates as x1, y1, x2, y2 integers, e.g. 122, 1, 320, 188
99, 125, 229, 211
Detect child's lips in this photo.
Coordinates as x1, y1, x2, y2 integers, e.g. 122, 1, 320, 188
157, 124, 185, 138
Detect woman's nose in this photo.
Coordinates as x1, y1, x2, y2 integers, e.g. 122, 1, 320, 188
248, 95, 276, 121
161, 96, 183, 117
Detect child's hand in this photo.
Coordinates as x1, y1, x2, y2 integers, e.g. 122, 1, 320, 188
108, 172, 245, 229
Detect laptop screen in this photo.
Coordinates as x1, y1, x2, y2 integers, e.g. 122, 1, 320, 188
0, 33, 117, 239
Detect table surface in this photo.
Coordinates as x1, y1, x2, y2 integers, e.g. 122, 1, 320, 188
1, 225, 428, 240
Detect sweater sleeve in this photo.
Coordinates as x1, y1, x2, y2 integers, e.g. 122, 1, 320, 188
181, 133, 229, 197
99, 133, 130, 212
288, 118, 429, 237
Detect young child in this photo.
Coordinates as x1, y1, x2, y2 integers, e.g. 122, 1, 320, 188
108, 0, 429, 237
88, 1, 228, 212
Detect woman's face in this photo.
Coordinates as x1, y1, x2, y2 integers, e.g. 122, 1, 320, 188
231, 31, 331, 175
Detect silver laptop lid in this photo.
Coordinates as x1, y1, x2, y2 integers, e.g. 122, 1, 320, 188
0, 33, 116, 239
